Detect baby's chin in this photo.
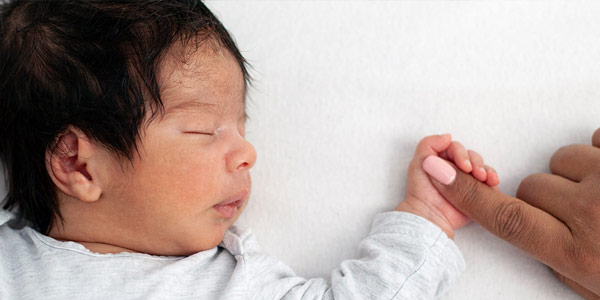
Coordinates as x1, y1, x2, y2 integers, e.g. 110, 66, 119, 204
167, 213, 244, 256
152, 231, 226, 256
141, 201, 248, 256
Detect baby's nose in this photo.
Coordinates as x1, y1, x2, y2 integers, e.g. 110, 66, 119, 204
227, 139, 257, 173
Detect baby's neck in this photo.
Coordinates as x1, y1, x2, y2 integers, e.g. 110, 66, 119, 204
57, 238, 139, 254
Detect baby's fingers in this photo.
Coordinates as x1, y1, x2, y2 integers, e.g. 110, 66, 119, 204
446, 141, 473, 173
410, 133, 453, 176
484, 165, 500, 187
468, 150, 488, 182
413, 134, 453, 162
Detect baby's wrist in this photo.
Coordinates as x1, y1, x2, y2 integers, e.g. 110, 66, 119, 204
395, 198, 455, 239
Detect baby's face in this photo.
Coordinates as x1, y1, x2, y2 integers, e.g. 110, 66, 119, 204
108, 45, 256, 255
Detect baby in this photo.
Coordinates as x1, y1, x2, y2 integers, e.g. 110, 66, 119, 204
0, 1, 499, 299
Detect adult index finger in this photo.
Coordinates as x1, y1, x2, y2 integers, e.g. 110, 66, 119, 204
422, 156, 574, 272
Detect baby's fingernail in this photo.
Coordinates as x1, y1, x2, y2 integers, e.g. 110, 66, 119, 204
465, 160, 472, 170
423, 155, 456, 185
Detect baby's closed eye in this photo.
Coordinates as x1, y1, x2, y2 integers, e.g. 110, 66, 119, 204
183, 131, 215, 136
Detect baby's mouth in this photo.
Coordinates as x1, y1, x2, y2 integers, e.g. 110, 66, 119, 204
213, 190, 248, 218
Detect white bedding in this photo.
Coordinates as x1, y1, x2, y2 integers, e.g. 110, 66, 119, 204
2, 1, 599, 299
208, 1, 600, 299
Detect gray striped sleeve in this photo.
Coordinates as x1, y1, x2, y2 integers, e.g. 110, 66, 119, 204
226, 211, 465, 299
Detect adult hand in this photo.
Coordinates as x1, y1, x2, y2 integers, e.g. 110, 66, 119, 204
425, 128, 600, 300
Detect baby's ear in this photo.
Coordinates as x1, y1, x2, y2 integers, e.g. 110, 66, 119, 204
45, 127, 103, 203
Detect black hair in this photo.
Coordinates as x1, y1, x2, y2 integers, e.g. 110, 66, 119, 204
0, 0, 249, 234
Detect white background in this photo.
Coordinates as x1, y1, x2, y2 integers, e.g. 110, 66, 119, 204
206, 1, 600, 299
1, 1, 599, 299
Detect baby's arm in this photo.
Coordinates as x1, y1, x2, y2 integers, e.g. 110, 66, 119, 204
234, 134, 494, 299
396, 133, 499, 238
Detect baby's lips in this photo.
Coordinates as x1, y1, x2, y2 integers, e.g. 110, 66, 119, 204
423, 155, 456, 185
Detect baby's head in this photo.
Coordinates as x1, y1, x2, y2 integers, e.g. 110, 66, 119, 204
0, 0, 256, 255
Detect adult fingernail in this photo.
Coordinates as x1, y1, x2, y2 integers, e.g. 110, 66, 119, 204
423, 155, 456, 185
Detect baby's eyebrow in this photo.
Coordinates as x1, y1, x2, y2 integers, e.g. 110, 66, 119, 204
165, 100, 218, 115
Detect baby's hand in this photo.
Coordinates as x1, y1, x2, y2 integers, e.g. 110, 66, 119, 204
395, 134, 499, 238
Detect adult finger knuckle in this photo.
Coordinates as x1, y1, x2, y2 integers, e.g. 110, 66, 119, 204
492, 201, 528, 242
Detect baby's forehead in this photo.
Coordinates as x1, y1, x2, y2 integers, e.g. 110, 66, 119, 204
157, 44, 246, 113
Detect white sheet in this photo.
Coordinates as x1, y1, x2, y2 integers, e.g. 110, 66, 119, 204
2, 1, 599, 299
207, 1, 600, 299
